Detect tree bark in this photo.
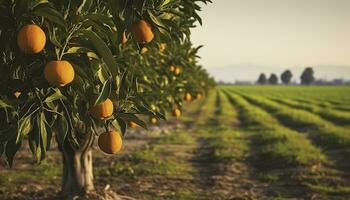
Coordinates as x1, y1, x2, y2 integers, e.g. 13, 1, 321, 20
60, 133, 95, 199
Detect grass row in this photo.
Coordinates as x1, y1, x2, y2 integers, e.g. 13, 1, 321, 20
235, 91, 350, 151
289, 97, 350, 112
195, 90, 217, 125
223, 91, 327, 177
215, 90, 239, 126
268, 97, 350, 126
96, 132, 194, 178
203, 126, 248, 162
222, 85, 350, 106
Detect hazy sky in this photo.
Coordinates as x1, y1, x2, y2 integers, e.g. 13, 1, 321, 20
191, 0, 350, 82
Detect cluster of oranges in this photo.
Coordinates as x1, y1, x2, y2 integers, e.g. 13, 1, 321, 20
17, 19, 197, 155
17, 24, 75, 87
168, 65, 181, 76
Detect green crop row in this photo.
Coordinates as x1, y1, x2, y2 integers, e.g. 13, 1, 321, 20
236, 92, 350, 151
268, 97, 350, 126
223, 91, 327, 171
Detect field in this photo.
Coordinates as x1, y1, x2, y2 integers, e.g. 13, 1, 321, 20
1, 86, 350, 200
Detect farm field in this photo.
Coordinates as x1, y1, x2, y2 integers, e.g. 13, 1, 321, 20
1, 85, 350, 200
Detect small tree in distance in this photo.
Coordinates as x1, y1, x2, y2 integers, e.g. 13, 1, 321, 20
281, 70, 293, 85
257, 73, 267, 85
300, 67, 315, 85
268, 73, 278, 85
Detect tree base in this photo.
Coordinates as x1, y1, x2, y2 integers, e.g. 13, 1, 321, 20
66, 184, 136, 200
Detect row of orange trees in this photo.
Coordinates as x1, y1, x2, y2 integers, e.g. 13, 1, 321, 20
0, 0, 214, 198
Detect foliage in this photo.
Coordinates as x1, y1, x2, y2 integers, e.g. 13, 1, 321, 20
280, 70, 292, 85
300, 67, 315, 85
0, 0, 214, 166
268, 73, 278, 85
257, 73, 267, 85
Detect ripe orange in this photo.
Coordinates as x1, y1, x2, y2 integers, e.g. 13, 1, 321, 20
196, 93, 203, 100
174, 67, 181, 75
128, 121, 138, 128
159, 43, 166, 52
168, 65, 175, 72
184, 93, 192, 101
98, 131, 123, 154
131, 19, 154, 44
44, 60, 75, 87
150, 117, 157, 124
172, 108, 181, 118
140, 47, 148, 54
90, 98, 114, 119
14, 91, 21, 98
17, 24, 46, 54
122, 31, 128, 44
188, 57, 193, 63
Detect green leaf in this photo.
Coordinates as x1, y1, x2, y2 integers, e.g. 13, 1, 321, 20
83, 13, 116, 30
0, 99, 11, 108
119, 69, 129, 100
4, 138, 22, 167
116, 118, 126, 136
45, 88, 65, 103
77, 29, 118, 76
56, 114, 68, 147
77, 0, 93, 14
34, 5, 67, 29
38, 112, 48, 153
118, 113, 148, 130
16, 116, 33, 143
29, 0, 49, 10
66, 46, 93, 54
94, 78, 112, 105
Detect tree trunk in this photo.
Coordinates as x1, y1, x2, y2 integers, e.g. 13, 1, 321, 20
59, 132, 95, 199
58, 131, 123, 200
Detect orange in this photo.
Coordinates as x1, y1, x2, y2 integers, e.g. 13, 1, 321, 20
168, 65, 175, 72
128, 121, 138, 128
98, 131, 123, 154
150, 117, 157, 124
122, 31, 128, 44
196, 93, 203, 100
17, 24, 46, 54
159, 43, 166, 52
172, 108, 181, 118
188, 57, 193, 63
131, 19, 154, 44
14, 91, 21, 98
140, 47, 148, 54
90, 98, 114, 119
184, 93, 192, 101
174, 67, 181, 75
44, 60, 75, 87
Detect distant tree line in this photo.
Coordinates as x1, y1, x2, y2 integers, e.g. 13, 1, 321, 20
257, 67, 315, 85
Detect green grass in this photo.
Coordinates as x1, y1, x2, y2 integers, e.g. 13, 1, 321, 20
221, 85, 350, 105
201, 126, 248, 162
96, 145, 192, 177
237, 92, 350, 150
223, 91, 327, 172
305, 183, 350, 195
0, 160, 61, 188
154, 131, 195, 145
269, 97, 350, 126
196, 90, 217, 125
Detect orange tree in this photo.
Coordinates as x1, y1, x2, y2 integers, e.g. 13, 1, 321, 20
0, 0, 214, 198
